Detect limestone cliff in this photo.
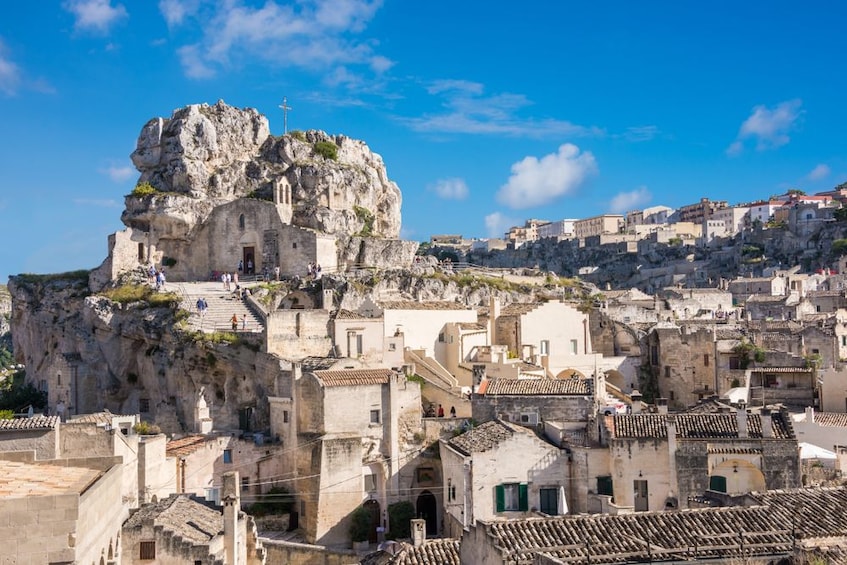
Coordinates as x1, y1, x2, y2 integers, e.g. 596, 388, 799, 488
127, 100, 402, 239
8, 273, 285, 433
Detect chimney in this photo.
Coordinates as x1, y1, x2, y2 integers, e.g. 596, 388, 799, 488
411, 518, 426, 547
805, 405, 815, 424
737, 401, 748, 438
657, 398, 668, 415
222, 471, 240, 565
488, 296, 500, 345
761, 408, 773, 438
667, 414, 678, 498
322, 289, 334, 310
630, 391, 642, 414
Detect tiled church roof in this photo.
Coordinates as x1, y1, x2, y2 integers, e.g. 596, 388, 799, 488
606, 412, 793, 440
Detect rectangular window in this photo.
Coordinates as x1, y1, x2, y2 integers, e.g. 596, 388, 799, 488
495, 483, 528, 512
356, 334, 363, 355
139, 398, 150, 413
364, 473, 377, 492
540, 340, 549, 355
388, 342, 397, 351
241, 477, 249, 491
140, 541, 156, 560
703, 354, 709, 367
370, 409, 380, 424
664, 366, 670, 378
842, 336, 846, 347
669, 391, 675, 401
570, 339, 578, 354
596, 475, 614, 496
283, 410, 289, 424
223, 449, 232, 464
539, 487, 558, 515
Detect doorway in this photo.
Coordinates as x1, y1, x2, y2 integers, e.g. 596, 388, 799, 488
243, 247, 255, 275
416, 490, 438, 536
633, 479, 649, 511
363, 499, 381, 543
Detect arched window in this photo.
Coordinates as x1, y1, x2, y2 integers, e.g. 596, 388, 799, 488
239, 214, 246, 229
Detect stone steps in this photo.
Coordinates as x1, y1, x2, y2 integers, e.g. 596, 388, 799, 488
175, 282, 265, 333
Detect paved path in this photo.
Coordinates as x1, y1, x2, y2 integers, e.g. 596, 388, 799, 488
174, 281, 265, 333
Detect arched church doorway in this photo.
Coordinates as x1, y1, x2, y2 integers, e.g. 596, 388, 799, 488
363, 499, 381, 543
416, 490, 437, 536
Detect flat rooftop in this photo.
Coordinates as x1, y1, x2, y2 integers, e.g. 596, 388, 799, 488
0, 460, 101, 498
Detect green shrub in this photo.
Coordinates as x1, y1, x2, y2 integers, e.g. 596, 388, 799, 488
0, 372, 47, 412
349, 505, 373, 542
354, 205, 375, 237
0, 409, 13, 420
386, 501, 415, 539
133, 421, 162, 435
833, 239, 847, 256
130, 182, 158, 197
289, 130, 306, 142
100, 284, 180, 308
314, 140, 338, 161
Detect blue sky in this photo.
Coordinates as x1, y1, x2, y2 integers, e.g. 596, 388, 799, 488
2, 1, 847, 280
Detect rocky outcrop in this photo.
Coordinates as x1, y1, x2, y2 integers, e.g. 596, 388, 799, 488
126, 101, 402, 239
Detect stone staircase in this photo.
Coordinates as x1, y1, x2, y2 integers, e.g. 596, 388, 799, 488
174, 282, 265, 333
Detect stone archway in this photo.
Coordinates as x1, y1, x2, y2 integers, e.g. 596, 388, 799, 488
555, 368, 585, 380
605, 369, 626, 391
711, 459, 766, 494
416, 490, 438, 536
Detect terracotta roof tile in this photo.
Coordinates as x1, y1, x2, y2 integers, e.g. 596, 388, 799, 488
813, 413, 847, 427
68, 410, 134, 426
0, 460, 101, 497
500, 303, 542, 316
394, 539, 460, 565
0, 415, 59, 431
335, 309, 371, 320
313, 368, 394, 387
166, 434, 214, 457
482, 487, 847, 563
606, 412, 793, 440
480, 378, 591, 396
447, 420, 528, 456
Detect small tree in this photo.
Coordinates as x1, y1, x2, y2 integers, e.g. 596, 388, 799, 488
386, 501, 415, 539
130, 182, 158, 197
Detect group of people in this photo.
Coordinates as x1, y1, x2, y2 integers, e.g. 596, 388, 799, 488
238, 259, 254, 275
425, 404, 457, 418
230, 313, 247, 331
195, 297, 208, 315
220, 271, 239, 290
148, 264, 167, 291
307, 262, 322, 279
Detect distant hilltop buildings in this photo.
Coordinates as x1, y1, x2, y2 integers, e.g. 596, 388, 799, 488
433, 187, 847, 251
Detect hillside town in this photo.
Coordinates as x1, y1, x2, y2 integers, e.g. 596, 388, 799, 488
4, 103, 847, 565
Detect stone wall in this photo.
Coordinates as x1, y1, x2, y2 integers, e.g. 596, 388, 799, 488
0, 427, 58, 460
263, 539, 358, 565
266, 309, 332, 359
472, 395, 592, 425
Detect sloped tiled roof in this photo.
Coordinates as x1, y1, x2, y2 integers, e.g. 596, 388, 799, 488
481, 487, 847, 563
124, 495, 223, 543
447, 420, 526, 456
313, 368, 394, 387
335, 309, 373, 320
166, 434, 215, 458
362, 539, 461, 565
814, 412, 847, 427
478, 378, 590, 396
68, 410, 133, 426
0, 415, 59, 431
300, 356, 344, 372
379, 300, 470, 311
500, 303, 542, 316
606, 412, 793, 440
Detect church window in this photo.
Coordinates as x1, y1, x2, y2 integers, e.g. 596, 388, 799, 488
223, 449, 232, 464
239, 214, 245, 229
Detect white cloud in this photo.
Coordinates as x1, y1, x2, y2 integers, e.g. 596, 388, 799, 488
429, 178, 469, 200
173, 0, 386, 81
0, 39, 21, 96
158, 0, 198, 27
484, 212, 519, 238
609, 186, 651, 214
100, 165, 135, 182
727, 99, 803, 155
64, 0, 128, 33
807, 163, 830, 181
496, 144, 597, 209
621, 125, 659, 142
178, 45, 215, 79
405, 82, 602, 138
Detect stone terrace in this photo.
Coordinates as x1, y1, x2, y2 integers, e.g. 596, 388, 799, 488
174, 281, 264, 333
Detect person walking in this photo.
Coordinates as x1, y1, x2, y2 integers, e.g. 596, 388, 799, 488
230, 313, 238, 331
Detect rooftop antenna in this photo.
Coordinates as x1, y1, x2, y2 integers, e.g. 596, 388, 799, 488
279, 96, 292, 135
